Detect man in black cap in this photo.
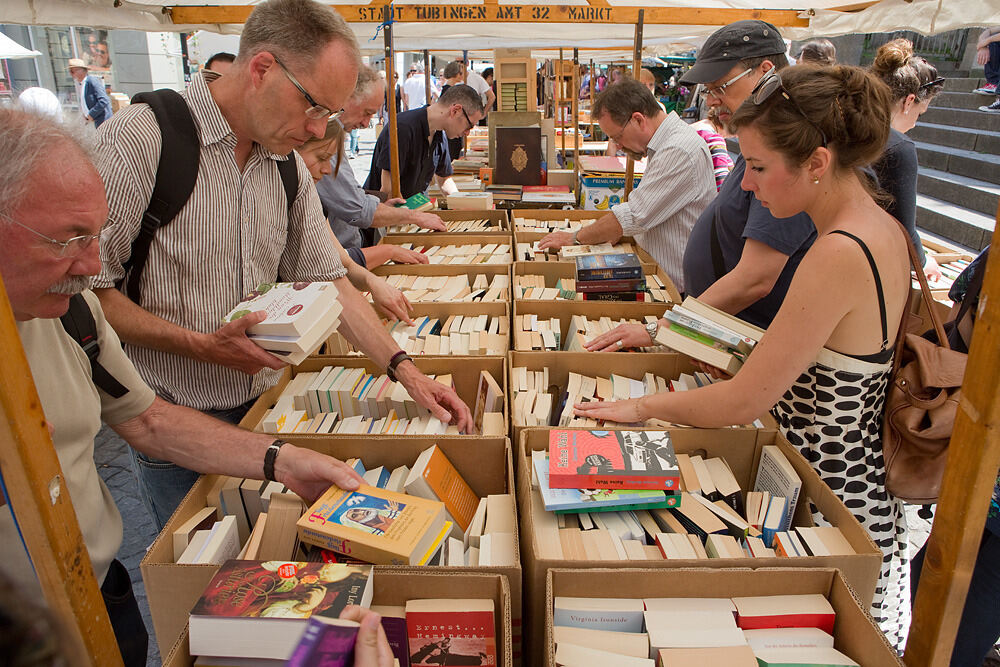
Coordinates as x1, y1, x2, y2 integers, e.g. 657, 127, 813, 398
678, 20, 816, 329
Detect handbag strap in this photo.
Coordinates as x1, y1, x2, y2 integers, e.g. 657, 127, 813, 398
890, 220, 951, 376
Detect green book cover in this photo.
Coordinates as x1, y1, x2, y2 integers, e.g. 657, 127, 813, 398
396, 192, 433, 211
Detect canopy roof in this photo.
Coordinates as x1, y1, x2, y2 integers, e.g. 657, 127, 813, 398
0, 30, 42, 58
2, 0, 999, 53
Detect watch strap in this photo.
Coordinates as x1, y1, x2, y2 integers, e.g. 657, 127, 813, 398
264, 439, 286, 482
386, 350, 413, 383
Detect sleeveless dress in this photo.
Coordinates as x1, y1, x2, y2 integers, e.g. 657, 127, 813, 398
770, 231, 910, 649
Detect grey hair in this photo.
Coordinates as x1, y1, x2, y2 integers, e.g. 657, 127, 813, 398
0, 108, 96, 218
237, 0, 361, 72
352, 64, 384, 100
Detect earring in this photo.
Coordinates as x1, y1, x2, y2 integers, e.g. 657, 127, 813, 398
813, 176, 820, 185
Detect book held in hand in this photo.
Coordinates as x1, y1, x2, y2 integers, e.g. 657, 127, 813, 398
396, 192, 435, 211
188, 560, 373, 660
297, 484, 447, 565
287, 616, 360, 667
548, 430, 680, 491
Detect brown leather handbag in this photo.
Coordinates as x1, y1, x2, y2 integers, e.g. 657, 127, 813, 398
882, 227, 968, 504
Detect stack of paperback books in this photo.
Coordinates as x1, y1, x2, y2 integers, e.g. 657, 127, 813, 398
574, 253, 646, 301
654, 297, 764, 375
223, 281, 342, 365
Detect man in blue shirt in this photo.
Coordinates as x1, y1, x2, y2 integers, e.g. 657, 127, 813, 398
69, 58, 112, 128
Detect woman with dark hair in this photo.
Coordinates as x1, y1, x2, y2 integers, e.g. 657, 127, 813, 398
870, 38, 945, 281
576, 64, 915, 648
797, 39, 837, 66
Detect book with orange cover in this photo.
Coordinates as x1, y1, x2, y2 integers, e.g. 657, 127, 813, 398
404, 445, 480, 533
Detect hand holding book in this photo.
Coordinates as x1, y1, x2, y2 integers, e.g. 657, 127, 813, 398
368, 278, 415, 325
537, 229, 575, 251
337, 605, 396, 667
394, 364, 474, 434
273, 443, 363, 503
199, 310, 288, 375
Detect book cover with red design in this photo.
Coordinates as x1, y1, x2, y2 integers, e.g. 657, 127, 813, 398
733, 594, 836, 635
406, 599, 497, 667
548, 430, 680, 490
188, 560, 372, 660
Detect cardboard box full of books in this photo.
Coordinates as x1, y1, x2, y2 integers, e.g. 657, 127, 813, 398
143, 437, 521, 662
544, 567, 901, 667
516, 427, 882, 665
512, 301, 674, 352
161, 570, 514, 667
372, 262, 511, 283
378, 233, 515, 265
239, 356, 507, 439
322, 301, 510, 357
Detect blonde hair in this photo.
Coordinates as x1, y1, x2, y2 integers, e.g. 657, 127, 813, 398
300, 119, 345, 176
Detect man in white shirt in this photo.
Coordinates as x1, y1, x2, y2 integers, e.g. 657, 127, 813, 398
538, 78, 716, 293
456, 58, 496, 114
402, 64, 433, 109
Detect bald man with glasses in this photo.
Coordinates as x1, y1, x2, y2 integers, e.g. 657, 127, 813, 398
91, 0, 472, 529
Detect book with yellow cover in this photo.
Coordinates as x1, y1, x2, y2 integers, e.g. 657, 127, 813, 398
297, 484, 446, 565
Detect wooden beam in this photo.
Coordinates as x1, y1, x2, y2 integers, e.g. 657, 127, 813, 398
0, 276, 123, 667
168, 5, 809, 28
423, 49, 431, 103
559, 48, 566, 163
623, 9, 643, 203
383, 6, 401, 199
904, 205, 1000, 666
572, 48, 580, 188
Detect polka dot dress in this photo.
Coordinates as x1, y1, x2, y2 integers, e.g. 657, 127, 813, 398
771, 346, 910, 650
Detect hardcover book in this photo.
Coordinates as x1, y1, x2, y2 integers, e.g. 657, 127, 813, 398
297, 484, 447, 565
547, 429, 680, 490
494, 126, 542, 186
405, 598, 497, 666
575, 253, 643, 282
189, 560, 373, 660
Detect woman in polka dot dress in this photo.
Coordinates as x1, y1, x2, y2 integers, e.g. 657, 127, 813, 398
575, 64, 913, 648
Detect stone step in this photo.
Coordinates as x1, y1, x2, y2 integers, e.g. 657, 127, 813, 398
934, 90, 993, 111
915, 141, 1000, 186
920, 105, 1000, 132
917, 167, 1000, 217
942, 77, 986, 93
909, 122, 1000, 154
916, 194, 995, 251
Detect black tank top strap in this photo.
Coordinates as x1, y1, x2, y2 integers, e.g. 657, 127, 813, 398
828, 230, 892, 362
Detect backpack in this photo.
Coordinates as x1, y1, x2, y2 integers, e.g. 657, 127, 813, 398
118, 89, 299, 305
60, 294, 129, 398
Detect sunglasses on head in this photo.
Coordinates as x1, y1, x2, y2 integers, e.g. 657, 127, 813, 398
749, 69, 828, 148
919, 76, 945, 91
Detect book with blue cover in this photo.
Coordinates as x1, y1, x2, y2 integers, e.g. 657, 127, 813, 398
575, 253, 643, 281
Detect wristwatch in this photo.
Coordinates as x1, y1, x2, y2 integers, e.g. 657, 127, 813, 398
386, 351, 413, 383
645, 321, 659, 344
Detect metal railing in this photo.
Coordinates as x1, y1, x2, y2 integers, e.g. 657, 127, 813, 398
861, 29, 970, 64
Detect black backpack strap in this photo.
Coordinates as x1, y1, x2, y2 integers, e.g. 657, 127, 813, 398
60, 294, 129, 399
119, 89, 201, 305
277, 155, 299, 211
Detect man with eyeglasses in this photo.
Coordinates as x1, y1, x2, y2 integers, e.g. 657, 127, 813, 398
364, 84, 485, 201
677, 20, 817, 330
0, 108, 370, 667
538, 78, 716, 294
91, 0, 473, 530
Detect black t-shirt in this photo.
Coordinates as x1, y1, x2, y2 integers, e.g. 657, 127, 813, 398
364, 106, 453, 199
872, 128, 925, 266
682, 155, 816, 329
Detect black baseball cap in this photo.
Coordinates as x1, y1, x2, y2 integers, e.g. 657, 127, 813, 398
681, 20, 786, 84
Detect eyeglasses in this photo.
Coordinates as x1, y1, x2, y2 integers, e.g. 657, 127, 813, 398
919, 76, 945, 91
273, 55, 344, 121
1, 212, 104, 258
749, 69, 828, 147
703, 68, 752, 100
460, 106, 475, 132
609, 116, 632, 143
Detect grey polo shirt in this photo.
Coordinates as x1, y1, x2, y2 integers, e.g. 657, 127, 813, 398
316, 157, 380, 249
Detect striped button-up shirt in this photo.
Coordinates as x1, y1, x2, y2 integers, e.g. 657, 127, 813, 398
611, 111, 717, 294
93, 71, 346, 411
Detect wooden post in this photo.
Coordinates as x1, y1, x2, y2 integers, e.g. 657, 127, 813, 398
589, 57, 596, 138
572, 48, 580, 188
905, 209, 1000, 667
423, 49, 431, 104
559, 48, 566, 166
623, 9, 643, 202
383, 5, 401, 199
0, 275, 123, 667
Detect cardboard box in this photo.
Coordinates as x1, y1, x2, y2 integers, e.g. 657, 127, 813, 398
544, 568, 901, 667
513, 260, 681, 304
239, 357, 507, 438
510, 209, 601, 232
517, 427, 883, 665
445, 191, 495, 210
507, 350, 698, 439
512, 231, 659, 273
512, 300, 673, 351
322, 301, 510, 357
433, 209, 511, 232
378, 233, 515, 266
144, 438, 521, 662
373, 262, 511, 283
161, 570, 514, 667
579, 173, 641, 211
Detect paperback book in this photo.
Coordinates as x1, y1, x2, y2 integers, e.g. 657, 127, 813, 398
548, 430, 680, 491
406, 598, 497, 667
532, 450, 678, 512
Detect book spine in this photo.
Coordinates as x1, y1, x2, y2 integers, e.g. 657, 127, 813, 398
287, 618, 358, 667
548, 472, 680, 491
298, 526, 410, 565
667, 322, 740, 355
665, 309, 748, 350
576, 267, 643, 281
581, 291, 645, 302
553, 495, 681, 514
574, 279, 645, 293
